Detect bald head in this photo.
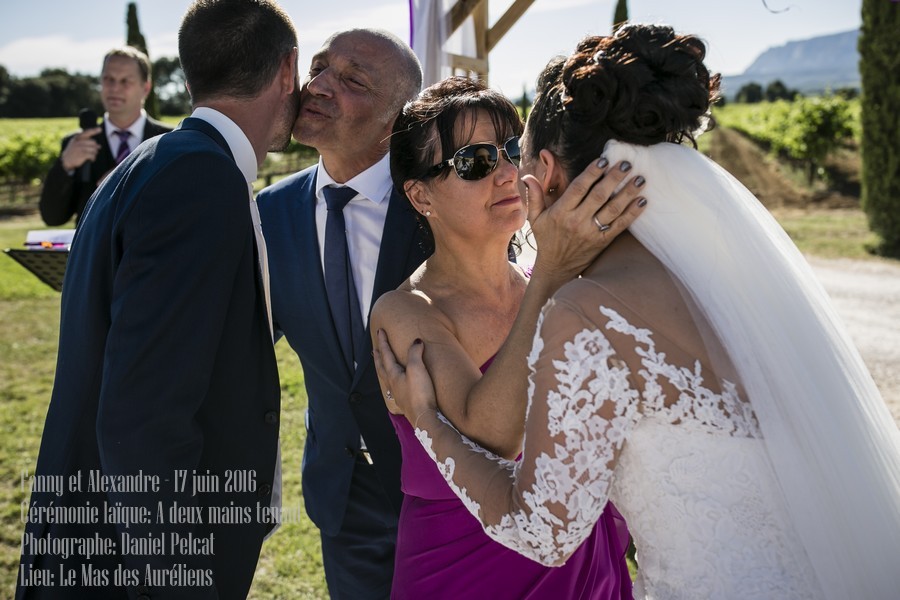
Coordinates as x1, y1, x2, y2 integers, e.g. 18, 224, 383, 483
326, 28, 423, 115
298, 28, 423, 179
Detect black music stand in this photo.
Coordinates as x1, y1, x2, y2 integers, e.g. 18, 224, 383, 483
3, 229, 75, 292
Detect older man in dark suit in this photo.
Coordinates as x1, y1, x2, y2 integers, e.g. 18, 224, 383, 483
17, 1, 300, 598
39, 46, 172, 226
257, 29, 425, 599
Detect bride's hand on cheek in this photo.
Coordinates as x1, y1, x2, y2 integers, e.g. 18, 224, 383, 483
525, 158, 648, 284
374, 329, 438, 425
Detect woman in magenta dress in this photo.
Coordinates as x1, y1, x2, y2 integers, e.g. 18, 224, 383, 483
370, 76, 646, 598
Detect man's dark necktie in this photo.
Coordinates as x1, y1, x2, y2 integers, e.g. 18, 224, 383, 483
323, 186, 365, 370
113, 130, 132, 164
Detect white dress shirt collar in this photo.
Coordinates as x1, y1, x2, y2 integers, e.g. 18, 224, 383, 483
315, 153, 392, 205
190, 107, 258, 184
104, 109, 147, 140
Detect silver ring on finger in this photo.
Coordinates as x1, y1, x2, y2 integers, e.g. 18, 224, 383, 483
592, 213, 611, 233
385, 390, 394, 401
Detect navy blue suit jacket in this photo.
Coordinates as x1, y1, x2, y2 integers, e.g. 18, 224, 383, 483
257, 165, 428, 536
18, 118, 280, 600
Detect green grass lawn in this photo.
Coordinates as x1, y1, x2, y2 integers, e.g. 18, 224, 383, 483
770, 208, 880, 260
0, 203, 889, 598
0, 117, 185, 142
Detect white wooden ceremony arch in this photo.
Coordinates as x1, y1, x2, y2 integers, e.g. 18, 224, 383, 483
412, 0, 537, 86
446, 0, 536, 84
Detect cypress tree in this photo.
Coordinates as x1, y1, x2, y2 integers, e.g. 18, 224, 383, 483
613, 0, 628, 30
519, 86, 530, 120
126, 2, 159, 118
859, 0, 900, 257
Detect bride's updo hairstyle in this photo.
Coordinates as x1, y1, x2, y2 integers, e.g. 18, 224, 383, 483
527, 24, 721, 181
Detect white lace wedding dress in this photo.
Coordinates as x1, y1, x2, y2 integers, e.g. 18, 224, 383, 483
407, 142, 900, 600
415, 284, 822, 599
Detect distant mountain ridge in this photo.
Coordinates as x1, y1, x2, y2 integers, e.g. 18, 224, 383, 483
722, 29, 860, 97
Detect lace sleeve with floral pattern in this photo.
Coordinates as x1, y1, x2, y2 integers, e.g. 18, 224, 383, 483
412, 295, 750, 566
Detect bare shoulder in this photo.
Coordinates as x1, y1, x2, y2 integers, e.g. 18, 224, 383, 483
371, 279, 445, 340
373, 287, 430, 321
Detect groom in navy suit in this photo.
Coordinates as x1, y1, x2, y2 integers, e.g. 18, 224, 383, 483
17, 1, 300, 598
257, 29, 425, 598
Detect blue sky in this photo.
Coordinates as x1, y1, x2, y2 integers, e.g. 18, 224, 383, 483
1, 0, 862, 96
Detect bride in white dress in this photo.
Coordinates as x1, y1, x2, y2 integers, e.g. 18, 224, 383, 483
375, 24, 900, 599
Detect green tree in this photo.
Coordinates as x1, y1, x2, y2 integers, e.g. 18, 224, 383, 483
736, 82, 764, 103
0, 64, 10, 108
1, 78, 51, 118
153, 56, 191, 116
835, 87, 859, 100
859, 0, 900, 256
765, 79, 797, 102
613, 0, 628, 30
0, 70, 99, 118
518, 86, 530, 120
126, 2, 159, 118
778, 96, 853, 185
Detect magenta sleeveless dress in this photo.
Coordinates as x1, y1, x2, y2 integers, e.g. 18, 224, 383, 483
389, 357, 633, 599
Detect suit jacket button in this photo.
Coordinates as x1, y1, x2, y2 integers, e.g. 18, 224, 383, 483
257, 483, 272, 497
349, 392, 362, 404
264, 411, 278, 425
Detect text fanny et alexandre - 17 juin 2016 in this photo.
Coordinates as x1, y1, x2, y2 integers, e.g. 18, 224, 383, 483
17, 468, 287, 589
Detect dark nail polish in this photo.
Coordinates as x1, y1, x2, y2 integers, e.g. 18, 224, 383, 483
413, 338, 423, 345
637, 197, 648, 207
597, 157, 609, 169
634, 176, 646, 187
619, 161, 632, 172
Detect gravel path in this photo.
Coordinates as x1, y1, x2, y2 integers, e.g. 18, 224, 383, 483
807, 256, 900, 425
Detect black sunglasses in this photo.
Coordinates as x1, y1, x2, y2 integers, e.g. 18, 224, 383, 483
426, 136, 521, 181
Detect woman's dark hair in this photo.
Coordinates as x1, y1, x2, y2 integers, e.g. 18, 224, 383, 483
390, 76, 524, 254
527, 23, 721, 181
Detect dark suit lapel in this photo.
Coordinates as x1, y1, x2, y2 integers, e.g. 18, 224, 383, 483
351, 189, 424, 387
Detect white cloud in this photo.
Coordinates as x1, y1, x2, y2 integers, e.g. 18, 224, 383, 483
0, 32, 180, 77
0, 35, 119, 76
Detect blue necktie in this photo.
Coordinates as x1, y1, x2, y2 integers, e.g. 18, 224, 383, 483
323, 186, 365, 370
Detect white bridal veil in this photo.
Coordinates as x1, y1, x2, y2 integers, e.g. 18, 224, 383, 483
603, 140, 900, 599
